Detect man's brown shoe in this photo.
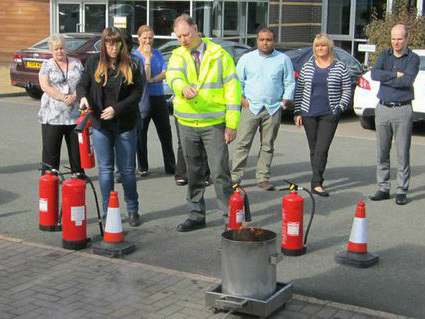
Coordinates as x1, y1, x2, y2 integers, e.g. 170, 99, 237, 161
257, 181, 275, 191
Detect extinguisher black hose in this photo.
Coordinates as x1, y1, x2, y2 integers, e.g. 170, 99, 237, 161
74, 112, 92, 133
243, 192, 251, 222
299, 187, 315, 247
83, 175, 104, 237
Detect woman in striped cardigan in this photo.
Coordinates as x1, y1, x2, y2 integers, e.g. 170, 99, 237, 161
294, 33, 351, 197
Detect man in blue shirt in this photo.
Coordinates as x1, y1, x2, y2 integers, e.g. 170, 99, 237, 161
231, 28, 295, 190
370, 24, 420, 205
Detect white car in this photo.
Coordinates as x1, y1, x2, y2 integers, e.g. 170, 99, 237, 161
354, 49, 425, 129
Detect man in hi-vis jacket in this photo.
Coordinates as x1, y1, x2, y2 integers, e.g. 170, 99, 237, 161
166, 14, 241, 232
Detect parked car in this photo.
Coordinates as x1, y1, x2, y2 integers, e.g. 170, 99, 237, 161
283, 47, 368, 111
10, 33, 138, 99
158, 38, 250, 108
353, 49, 425, 130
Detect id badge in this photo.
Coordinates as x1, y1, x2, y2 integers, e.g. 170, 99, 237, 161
62, 84, 70, 95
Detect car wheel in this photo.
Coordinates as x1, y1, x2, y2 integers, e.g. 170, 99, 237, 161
360, 116, 375, 130
25, 88, 42, 99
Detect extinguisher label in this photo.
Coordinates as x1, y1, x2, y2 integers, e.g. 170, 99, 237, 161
71, 206, 85, 226
287, 222, 300, 236
78, 133, 83, 144
39, 198, 48, 212
236, 210, 244, 223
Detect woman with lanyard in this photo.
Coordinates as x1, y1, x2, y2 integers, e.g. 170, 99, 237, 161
77, 27, 144, 227
38, 33, 83, 174
134, 25, 176, 177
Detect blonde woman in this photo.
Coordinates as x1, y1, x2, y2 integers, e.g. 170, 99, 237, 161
38, 34, 83, 174
294, 33, 351, 197
77, 27, 144, 226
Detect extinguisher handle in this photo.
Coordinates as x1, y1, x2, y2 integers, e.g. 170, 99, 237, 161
74, 112, 92, 133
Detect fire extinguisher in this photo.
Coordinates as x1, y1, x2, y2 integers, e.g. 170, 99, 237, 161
39, 169, 61, 231
75, 111, 95, 169
62, 176, 88, 250
61, 173, 104, 250
280, 181, 315, 256
227, 184, 251, 230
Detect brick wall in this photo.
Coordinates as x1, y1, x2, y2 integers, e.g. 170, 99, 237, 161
0, 0, 50, 64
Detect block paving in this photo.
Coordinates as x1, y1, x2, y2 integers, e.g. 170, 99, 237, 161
0, 235, 413, 319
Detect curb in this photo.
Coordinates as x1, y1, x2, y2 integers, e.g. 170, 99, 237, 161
0, 92, 27, 98
0, 233, 416, 319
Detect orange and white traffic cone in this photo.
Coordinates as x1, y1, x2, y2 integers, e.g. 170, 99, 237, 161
335, 201, 379, 268
92, 191, 135, 257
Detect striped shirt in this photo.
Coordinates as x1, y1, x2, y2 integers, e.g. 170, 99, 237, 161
294, 57, 352, 116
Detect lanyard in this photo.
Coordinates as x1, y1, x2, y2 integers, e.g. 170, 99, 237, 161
54, 57, 69, 83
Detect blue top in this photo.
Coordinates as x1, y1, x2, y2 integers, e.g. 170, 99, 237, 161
236, 49, 295, 115
371, 48, 420, 102
133, 48, 166, 96
303, 61, 332, 117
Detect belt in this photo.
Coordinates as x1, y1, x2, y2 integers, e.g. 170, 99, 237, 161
379, 100, 411, 107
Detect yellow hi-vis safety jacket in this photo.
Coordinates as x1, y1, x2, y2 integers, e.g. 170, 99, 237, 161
166, 38, 241, 129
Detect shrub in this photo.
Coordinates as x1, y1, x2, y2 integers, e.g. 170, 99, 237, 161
364, 0, 425, 65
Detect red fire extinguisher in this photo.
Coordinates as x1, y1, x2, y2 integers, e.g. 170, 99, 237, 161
281, 181, 315, 256
62, 176, 88, 250
227, 184, 251, 230
75, 111, 95, 169
39, 170, 61, 231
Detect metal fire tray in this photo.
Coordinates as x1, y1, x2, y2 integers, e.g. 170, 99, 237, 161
205, 282, 293, 318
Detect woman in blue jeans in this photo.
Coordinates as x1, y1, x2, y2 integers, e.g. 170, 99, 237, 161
77, 27, 144, 226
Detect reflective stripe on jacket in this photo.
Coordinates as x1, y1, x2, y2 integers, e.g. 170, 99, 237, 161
166, 38, 241, 129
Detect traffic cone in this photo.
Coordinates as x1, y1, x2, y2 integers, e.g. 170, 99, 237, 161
92, 191, 135, 258
335, 201, 379, 268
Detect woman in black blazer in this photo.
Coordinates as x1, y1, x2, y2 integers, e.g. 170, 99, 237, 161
77, 27, 144, 226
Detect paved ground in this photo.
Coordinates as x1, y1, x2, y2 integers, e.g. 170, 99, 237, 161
0, 64, 25, 96
0, 234, 410, 319
0, 66, 423, 319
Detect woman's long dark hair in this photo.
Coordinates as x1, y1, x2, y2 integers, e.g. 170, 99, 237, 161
95, 27, 133, 86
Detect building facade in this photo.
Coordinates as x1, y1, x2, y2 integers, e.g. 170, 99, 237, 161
0, 0, 423, 63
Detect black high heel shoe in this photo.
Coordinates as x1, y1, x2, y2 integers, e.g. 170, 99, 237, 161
311, 187, 329, 197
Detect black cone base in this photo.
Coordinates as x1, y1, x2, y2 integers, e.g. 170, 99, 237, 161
335, 250, 379, 268
282, 247, 306, 256
92, 241, 135, 258
40, 224, 62, 232
62, 239, 88, 250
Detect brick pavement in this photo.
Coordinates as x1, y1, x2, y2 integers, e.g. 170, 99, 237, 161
0, 235, 413, 319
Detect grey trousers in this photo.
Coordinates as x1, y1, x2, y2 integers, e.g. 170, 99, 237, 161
231, 107, 282, 183
375, 103, 413, 194
179, 122, 232, 222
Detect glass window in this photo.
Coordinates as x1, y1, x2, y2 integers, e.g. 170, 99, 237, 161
84, 4, 106, 33
150, 1, 190, 36
212, 1, 223, 37
58, 3, 80, 33
223, 2, 246, 38
108, 1, 147, 35
247, 2, 267, 35
193, 2, 213, 37
327, 0, 351, 35
355, 0, 385, 38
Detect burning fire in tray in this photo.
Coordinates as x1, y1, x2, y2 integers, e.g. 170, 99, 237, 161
226, 227, 274, 242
